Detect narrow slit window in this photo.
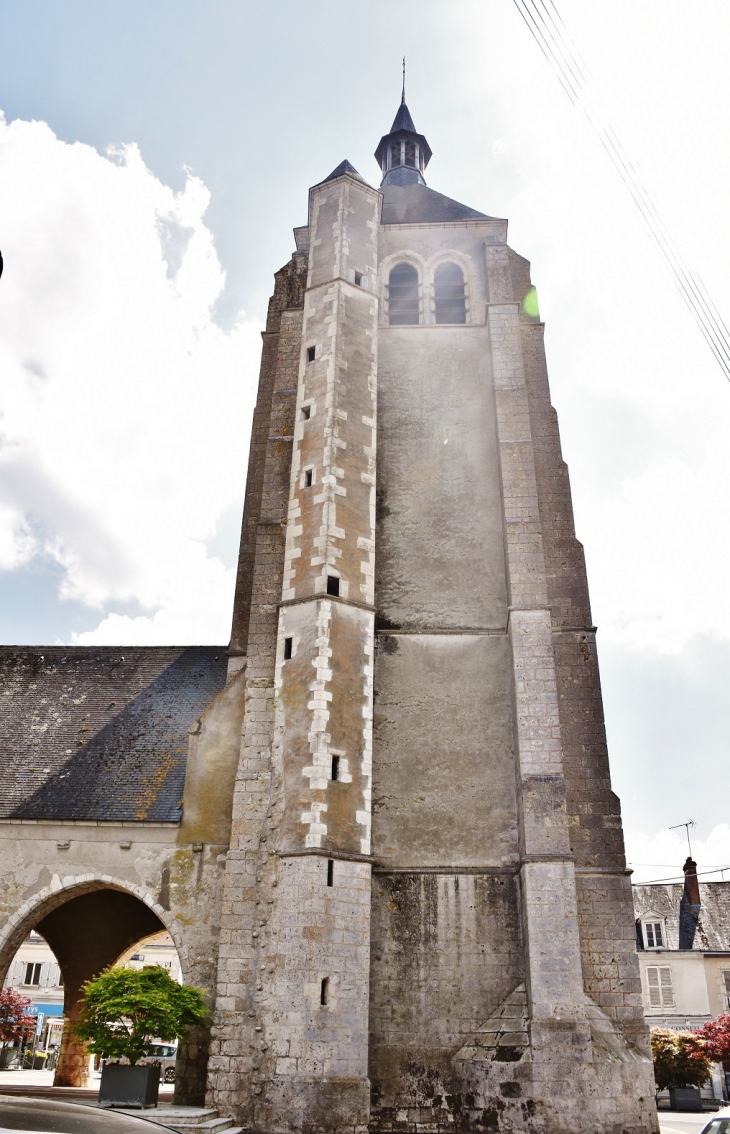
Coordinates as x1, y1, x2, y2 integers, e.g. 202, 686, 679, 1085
331, 755, 340, 781
434, 262, 467, 324
283, 637, 293, 660
304, 469, 313, 488
327, 859, 334, 887
301, 405, 311, 420
354, 271, 363, 287
320, 977, 329, 1005
306, 346, 316, 362
388, 262, 419, 325
326, 576, 340, 596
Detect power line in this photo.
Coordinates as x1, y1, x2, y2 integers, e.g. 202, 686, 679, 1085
633, 866, 730, 885
511, 0, 730, 383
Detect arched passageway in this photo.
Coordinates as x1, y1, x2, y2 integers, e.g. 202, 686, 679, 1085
35, 889, 166, 1087
0, 881, 209, 1102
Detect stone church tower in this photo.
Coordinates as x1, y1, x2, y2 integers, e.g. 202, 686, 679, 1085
208, 96, 658, 1133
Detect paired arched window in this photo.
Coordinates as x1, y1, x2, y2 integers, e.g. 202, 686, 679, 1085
388, 262, 419, 325
434, 262, 466, 324
386, 260, 468, 325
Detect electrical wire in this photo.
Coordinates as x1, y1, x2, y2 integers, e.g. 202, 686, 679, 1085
510, 0, 730, 383
632, 866, 730, 885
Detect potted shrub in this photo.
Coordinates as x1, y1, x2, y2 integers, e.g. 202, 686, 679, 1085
74, 964, 207, 1108
651, 1028, 711, 1112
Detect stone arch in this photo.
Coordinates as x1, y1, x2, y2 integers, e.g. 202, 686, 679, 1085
425, 249, 474, 323
0, 874, 201, 1097
0, 873, 185, 984
379, 250, 426, 325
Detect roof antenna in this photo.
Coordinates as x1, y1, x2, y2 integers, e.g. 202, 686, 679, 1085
669, 819, 696, 859
402, 56, 406, 104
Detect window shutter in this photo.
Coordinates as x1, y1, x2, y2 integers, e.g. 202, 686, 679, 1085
723, 971, 730, 1006
659, 966, 675, 1008
647, 967, 662, 1007
13, 961, 23, 985
46, 963, 59, 987
39, 962, 50, 987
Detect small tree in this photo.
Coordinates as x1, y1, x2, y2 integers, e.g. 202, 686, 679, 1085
74, 965, 207, 1066
650, 1027, 712, 1092
695, 1012, 730, 1065
0, 988, 35, 1053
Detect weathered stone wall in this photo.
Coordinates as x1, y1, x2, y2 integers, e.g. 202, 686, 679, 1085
362, 215, 657, 1132
210, 168, 381, 1131
0, 652, 246, 1101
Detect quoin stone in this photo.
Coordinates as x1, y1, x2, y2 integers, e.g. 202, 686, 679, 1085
0, 94, 658, 1133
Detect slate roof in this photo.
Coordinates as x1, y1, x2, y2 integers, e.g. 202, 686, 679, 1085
381, 182, 496, 225
390, 101, 417, 134
321, 159, 366, 185
633, 882, 730, 952
0, 647, 227, 823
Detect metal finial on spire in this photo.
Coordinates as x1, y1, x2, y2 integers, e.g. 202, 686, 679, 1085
401, 56, 406, 104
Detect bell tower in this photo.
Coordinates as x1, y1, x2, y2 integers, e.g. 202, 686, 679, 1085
211, 93, 658, 1134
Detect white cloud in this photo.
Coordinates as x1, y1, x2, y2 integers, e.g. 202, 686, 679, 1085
0, 114, 263, 643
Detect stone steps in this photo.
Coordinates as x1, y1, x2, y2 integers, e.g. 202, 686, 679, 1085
116, 1105, 242, 1133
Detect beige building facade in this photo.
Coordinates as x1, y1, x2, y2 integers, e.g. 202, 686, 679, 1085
635, 860, 730, 1029
0, 97, 657, 1132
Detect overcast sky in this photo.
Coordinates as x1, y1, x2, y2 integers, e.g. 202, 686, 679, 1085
1, 0, 729, 884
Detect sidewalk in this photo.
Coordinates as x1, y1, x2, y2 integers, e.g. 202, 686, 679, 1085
0, 1066, 173, 1100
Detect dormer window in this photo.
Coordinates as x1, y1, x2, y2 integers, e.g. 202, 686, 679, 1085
642, 920, 665, 949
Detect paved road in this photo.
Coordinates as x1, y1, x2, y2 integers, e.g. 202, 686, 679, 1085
0, 1096, 163, 1133
659, 1113, 716, 1134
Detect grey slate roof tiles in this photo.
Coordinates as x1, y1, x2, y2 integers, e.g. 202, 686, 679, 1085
634, 882, 730, 952
380, 183, 494, 225
0, 646, 227, 823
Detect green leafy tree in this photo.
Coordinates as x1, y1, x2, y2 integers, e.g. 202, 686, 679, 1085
74, 965, 208, 1065
0, 988, 35, 1052
650, 1027, 711, 1092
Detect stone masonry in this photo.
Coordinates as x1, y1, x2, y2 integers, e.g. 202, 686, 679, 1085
210, 100, 658, 1132
0, 98, 658, 1132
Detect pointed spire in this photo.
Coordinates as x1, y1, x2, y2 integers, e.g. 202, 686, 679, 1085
374, 69, 432, 188
389, 101, 417, 135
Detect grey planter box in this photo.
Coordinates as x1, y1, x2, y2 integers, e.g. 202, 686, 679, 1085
98, 1062, 160, 1108
669, 1087, 703, 1112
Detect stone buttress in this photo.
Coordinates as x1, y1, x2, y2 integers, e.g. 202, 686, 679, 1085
210, 167, 379, 1132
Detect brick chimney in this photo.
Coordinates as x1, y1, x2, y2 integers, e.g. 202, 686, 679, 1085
683, 856, 701, 906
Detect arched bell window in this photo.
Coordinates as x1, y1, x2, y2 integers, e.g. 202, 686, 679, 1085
388, 262, 419, 325
434, 262, 467, 324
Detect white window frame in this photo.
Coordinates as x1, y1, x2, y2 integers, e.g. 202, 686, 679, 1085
641, 918, 666, 949
722, 970, 730, 1010
646, 964, 675, 1009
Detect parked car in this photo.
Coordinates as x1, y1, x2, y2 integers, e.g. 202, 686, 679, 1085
701, 1107, 730, 1134
137, 1041, 177, 1083
0, 1096, 163, 1132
